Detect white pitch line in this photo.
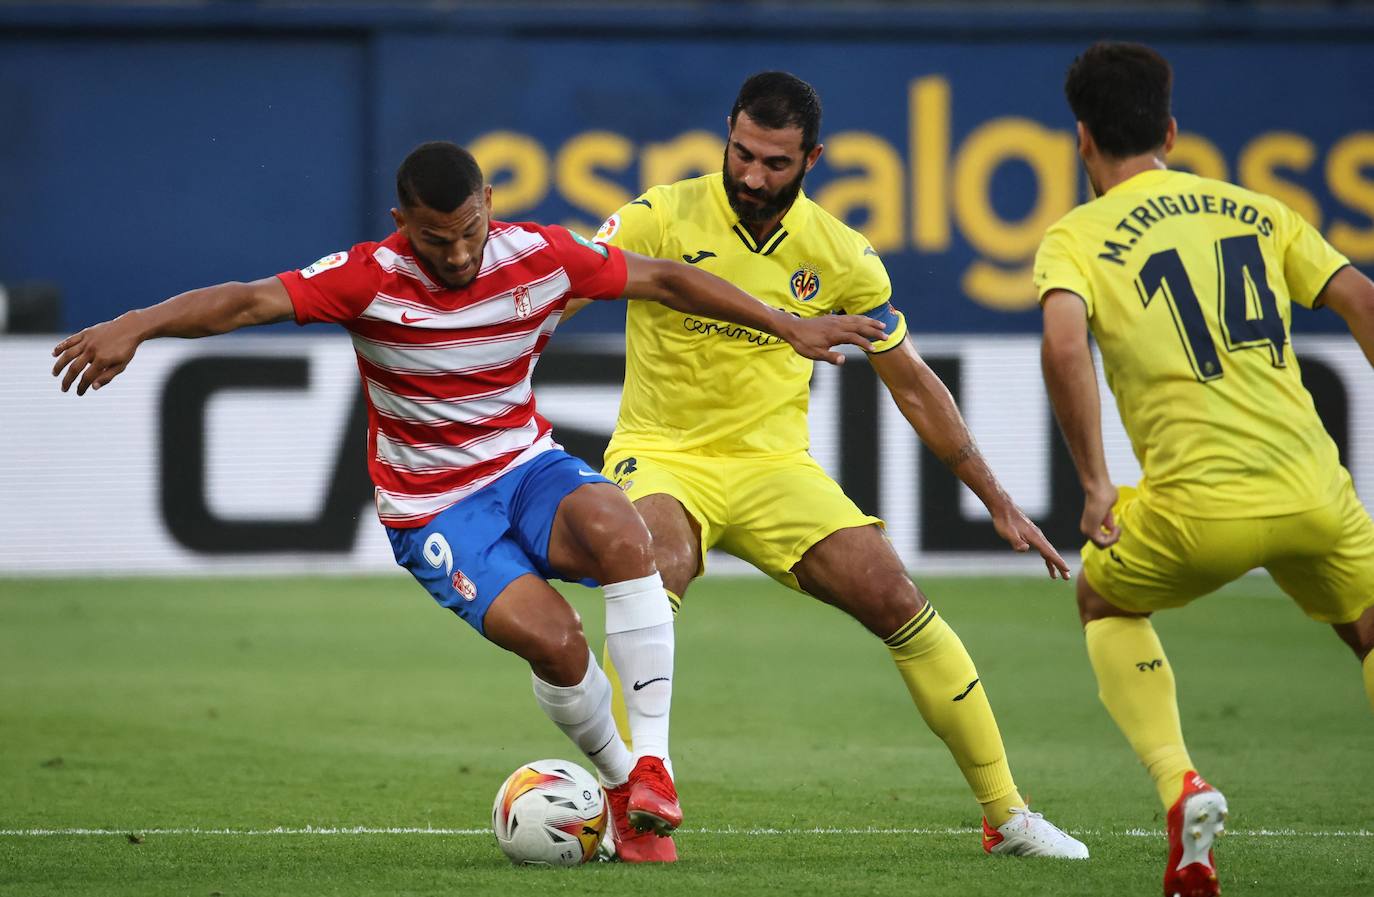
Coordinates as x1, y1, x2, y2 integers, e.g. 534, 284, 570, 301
1, 826, 1371, 838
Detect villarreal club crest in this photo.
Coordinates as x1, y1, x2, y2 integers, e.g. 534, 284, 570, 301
790, 264, 821, 303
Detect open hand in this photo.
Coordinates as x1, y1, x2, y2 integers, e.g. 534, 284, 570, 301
51, 312, 143, 395
780, 313, 887, 365
991, 504, 1072, 580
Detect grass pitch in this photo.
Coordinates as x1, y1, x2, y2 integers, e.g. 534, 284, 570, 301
1, 574, 1371, 896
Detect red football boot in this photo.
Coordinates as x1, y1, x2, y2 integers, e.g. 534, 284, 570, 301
604, 780, 677, 863
1164, 771, 1228, 897
627, 755, 683, 835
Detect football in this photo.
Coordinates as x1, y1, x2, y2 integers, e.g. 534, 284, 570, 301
491, 759, 607, 866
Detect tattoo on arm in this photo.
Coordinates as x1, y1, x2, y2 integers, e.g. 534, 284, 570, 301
940, 441, 979, 470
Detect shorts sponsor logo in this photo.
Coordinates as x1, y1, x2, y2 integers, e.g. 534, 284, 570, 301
790, 264, 821, 302
594, 213, 621, 243
301, 251, 348, 279
613, 457, 638, 478
513, 285, 532, 319
452, 570, 478, 602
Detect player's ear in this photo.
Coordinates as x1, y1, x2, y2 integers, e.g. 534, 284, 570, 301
1075, 122, 1092, 159
804, 142, 824, 173
482, 184, 493, 215
390, 207, 406, 233
1163, 117, 1178, 154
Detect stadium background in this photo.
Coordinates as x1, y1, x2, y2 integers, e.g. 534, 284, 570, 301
3, 0, 1373, 575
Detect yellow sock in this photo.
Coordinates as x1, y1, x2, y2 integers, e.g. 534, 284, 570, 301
1363, 651, 1374, 715
886, 605, 1023, 826
1084, 617, 1195, 809
605, 589, 681, 750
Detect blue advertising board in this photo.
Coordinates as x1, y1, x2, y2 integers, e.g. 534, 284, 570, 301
2, 8, 1371, 334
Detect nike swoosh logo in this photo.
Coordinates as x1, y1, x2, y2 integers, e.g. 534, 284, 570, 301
863, 247, 880, 257
630, 198, 653, 209
400, 312, 432, 324
952, 678, 980, 702
578, 470, 600, 477
632, 677, 670, 691
682, 250, 716, 265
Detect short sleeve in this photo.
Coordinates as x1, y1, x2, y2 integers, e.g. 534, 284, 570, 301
594, 188, 666, 258
834, 244, 906, 353
543, 225, 629, 301
1276, 202, 1351, 309
1034, 224, 1095, 318
276, 245, 382, 325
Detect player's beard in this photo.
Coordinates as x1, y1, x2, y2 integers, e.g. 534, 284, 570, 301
722, 152, 806, 226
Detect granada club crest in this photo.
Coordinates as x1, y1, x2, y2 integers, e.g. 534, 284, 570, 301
790, 264, 821, 302
452, 570, 478, 602
513, 284, 532, 319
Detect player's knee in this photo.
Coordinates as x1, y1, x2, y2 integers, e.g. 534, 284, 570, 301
653, 538, 697, 595
526, 624, 590, 686
856, 577, 926, 640
584, 512, 655, 581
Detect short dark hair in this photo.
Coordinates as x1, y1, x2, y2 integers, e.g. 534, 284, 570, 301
1065, 42, 1173, 159
730, 71, 822, 153
396, 141, 484, 212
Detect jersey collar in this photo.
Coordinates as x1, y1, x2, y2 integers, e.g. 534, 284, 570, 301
710, 172, 813, 256
1105, 167, 1175, 195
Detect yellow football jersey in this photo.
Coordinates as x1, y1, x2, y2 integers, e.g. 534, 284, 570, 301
1035, 168, 1351, 518
595, 173, 907, 457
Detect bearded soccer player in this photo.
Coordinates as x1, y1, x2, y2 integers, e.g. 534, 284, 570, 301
574, 72, 1087, 861
1036, 43, 1374, 897
51, 141, 885, 864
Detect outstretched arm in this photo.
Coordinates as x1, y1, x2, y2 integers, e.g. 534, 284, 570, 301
1317, 265, 1374, 369
869, 335, 1070, 578
1040, 289, 1119, 548
52, 277, 295, 395
619, 251, 887, 365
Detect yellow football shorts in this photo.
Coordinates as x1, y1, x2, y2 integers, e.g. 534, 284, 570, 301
602, 448, 882, 590
1082, 472, 1374, 624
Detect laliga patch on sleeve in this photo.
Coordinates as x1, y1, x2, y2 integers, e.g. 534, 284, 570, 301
570, 230, 609, 258
301, 251, 348, 279
594, 213, 621, 244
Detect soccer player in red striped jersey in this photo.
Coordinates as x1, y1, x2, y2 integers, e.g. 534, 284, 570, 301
52, 141, 885, 863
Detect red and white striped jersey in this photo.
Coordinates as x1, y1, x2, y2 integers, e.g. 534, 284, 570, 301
277, 221, 628, 528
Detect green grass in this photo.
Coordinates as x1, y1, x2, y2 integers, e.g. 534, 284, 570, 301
1, 575, 1370, 896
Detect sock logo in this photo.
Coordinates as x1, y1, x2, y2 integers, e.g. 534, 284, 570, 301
952, 678, 980, 701
632, 677, 670, 691
1136, 659, 1164, 671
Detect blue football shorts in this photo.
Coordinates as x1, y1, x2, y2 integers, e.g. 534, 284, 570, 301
385, 449, 612, 637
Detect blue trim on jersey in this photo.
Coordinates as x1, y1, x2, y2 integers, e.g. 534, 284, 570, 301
862, 300, 901, 331
385, 449, 611, 637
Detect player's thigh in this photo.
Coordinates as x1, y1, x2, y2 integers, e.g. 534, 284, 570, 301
480, 448, 644, 586
546, 481, 656, 585
1081, 487, 1257, 614
792, 523, 926, 639
1266, 481, 1374, 625
386, 498, 543, 639
603, 448, 721, 582
716, 456, 882, 590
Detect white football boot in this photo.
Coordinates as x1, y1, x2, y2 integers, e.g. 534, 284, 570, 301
983, 806, 1090, 859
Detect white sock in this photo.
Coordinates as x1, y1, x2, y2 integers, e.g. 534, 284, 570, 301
604, 572, 674, 763
530, 650, 632, 786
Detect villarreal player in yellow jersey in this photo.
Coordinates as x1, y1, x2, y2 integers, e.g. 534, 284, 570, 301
1037, 42, 1374, 897
577, 71, 1088, 862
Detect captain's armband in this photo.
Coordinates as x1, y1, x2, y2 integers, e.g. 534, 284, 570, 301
849, 302, 906, 353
